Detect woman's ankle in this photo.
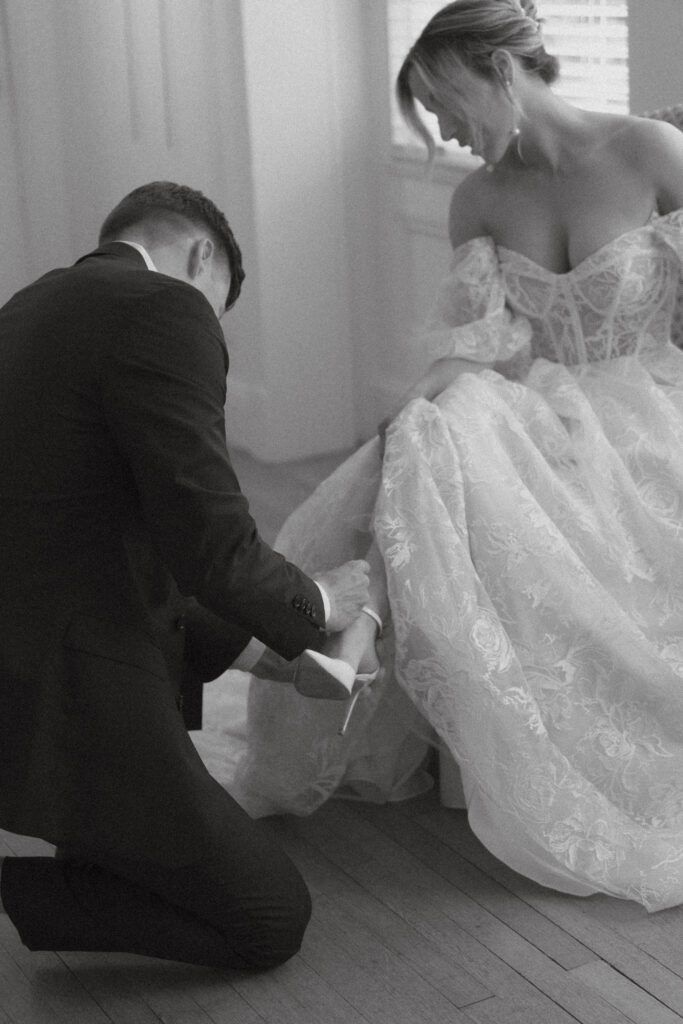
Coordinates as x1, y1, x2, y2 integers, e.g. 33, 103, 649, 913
326, 613, 379, 674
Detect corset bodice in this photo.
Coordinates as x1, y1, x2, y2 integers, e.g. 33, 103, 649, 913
499, 217, 682, 364
425, 210, 683, 369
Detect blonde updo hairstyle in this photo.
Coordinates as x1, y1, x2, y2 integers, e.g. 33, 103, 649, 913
397, 0, 559, 158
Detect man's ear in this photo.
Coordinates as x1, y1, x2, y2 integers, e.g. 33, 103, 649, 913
187, 237, 214, 281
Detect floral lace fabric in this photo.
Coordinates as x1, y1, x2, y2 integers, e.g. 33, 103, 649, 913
197, 209, 683, 910
423, 235, 532, 363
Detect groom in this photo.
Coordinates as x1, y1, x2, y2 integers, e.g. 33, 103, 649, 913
0, 181, 369, 969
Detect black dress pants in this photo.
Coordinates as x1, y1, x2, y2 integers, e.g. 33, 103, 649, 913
0, 790, 311, 971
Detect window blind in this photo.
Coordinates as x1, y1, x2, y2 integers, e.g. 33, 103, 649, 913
388, 0, 629, 150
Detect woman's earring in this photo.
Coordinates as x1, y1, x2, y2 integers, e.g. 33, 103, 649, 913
512, 125, 525, 164
508, 88, 526, 165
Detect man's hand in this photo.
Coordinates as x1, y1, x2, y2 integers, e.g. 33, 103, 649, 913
315, 560, 370, 632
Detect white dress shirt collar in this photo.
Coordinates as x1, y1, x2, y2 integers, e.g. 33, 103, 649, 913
112, 240, 157, 271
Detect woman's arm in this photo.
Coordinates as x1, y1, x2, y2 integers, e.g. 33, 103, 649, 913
378, 355, 493, 446
393, 354, 492, 412
377, 174, 528, 439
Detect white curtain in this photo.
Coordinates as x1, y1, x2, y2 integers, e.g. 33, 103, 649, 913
0, 0, 371, 460
0, 0, 253, 302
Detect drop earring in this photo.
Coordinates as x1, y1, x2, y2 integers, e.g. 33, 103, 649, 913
512, 125, 526, 165
488, 119, 522, 173
508, 80, 527, 166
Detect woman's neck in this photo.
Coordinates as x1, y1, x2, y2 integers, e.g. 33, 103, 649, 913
512, 89, 600, 176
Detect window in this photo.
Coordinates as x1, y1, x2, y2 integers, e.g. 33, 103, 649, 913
388, 0, 629, 151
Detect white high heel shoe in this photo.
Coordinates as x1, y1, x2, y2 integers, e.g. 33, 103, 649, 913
294, 607, 383, 735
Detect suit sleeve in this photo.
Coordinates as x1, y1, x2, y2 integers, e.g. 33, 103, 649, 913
99, 277, 325, 659
183, 597, 252, 682
179, 597, 254, 731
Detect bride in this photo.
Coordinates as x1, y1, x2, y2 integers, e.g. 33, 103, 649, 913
194, 0, 683, 911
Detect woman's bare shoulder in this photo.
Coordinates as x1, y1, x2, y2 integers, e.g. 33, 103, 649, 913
447, 167, 494, 249
610, 114, 683, 211
610, 112, 683, 154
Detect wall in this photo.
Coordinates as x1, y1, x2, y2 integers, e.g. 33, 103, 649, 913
628, 0, 683, 114
0, 3, 68, 297
234, 0, 359, 458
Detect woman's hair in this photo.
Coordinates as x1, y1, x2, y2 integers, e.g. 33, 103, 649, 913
397, 0, 559, 158
99, 181, 245, 310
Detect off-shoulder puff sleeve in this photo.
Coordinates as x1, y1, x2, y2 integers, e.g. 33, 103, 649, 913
422, 236, 532, 362
654, 208, 683, 254
653, 210, 683, 349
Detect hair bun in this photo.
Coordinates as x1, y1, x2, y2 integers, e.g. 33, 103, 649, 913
518, 0, 541, 24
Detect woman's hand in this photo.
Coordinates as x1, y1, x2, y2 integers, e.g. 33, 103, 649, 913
378, 356, 491, 451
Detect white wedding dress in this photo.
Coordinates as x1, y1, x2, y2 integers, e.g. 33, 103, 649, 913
194, 209, 683, 911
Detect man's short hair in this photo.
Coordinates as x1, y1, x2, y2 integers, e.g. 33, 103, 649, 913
99, 181, 245, 310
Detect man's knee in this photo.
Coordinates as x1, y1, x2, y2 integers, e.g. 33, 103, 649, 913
238, 877, 312, 970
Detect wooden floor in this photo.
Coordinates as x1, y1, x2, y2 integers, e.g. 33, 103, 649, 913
3, 447, 683, 1023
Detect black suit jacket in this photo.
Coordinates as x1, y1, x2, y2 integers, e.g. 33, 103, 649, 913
0, 244, 325, 862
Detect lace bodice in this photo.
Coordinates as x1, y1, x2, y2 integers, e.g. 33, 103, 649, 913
427, 209, 683, 366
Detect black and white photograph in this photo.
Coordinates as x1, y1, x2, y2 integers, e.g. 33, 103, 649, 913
2, 2, 683, 1021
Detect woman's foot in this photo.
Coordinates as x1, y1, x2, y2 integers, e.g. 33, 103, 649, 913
294, 650, 357, 699
294, 607, 382, 700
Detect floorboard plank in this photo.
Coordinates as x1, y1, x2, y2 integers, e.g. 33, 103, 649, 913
268, 816, 364, 898
289, 807, 600, 1022
272, 816, 492, 1009
462, 993, 576, 1024
232, 956, 368, 1024
65, 954, 270, 1024
341, 804, 637, 1024
57, 954, 183, 1024
330, 799, 595, 970
62, 957, 241, 1024
569, 961, 683, 1024
342, 856, 585, 1023
413, 799, 683, 1016
327, 884, 492, 1008
574, 897, 683, 981
300, 897, 470, 1024
0, 950, 81, 1024
0, 928, 112, 1024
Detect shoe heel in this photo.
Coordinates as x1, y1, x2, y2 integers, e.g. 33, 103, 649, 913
338, 685, 366, 736
338, 669, 382, 736
337, 611, 384, 735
